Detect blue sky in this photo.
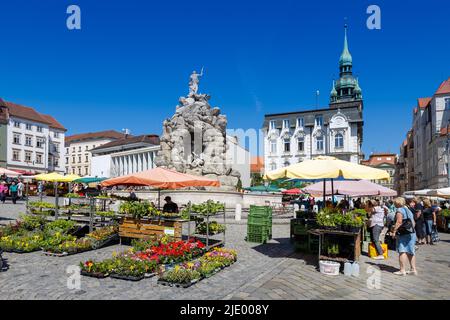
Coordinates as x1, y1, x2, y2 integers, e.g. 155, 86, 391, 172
0, 0, 449, 157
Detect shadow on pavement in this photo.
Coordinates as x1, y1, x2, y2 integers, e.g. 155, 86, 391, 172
250, 237, 295, 258
366, 261, 399, 273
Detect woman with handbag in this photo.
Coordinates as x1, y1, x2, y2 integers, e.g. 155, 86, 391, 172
422, 199, 437, 245
391, 197, 417, 276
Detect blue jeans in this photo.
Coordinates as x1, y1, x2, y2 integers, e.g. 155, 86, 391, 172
424, 219, 434, 236
370, 225, 384, 256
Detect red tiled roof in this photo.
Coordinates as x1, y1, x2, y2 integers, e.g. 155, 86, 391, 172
417, 97, 431, 109
66, 130, 127, 144
364, 153, 396, 166
435, 77, 450, 95
0, 100, 66, 131
40, 114, 66, 131
250, 156, 264, 174
91, 134, 160, 152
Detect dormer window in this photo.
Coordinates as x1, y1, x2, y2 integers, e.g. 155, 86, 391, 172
315, 115, 323, 127
283, 119, 290, 129
297, 117, 304, 128
269, 120, 276, 130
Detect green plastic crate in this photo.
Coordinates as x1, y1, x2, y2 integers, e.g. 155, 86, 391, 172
248, 215, 270, 225
247, 223, 268, 235
246, 232, 268, 244
249, 205, 271, 214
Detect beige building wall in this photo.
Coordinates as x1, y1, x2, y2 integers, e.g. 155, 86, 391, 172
65, 138, 115, 176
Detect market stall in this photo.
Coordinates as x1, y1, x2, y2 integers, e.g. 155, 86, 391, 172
101, 167, 221, 243
264, 156, 390, 272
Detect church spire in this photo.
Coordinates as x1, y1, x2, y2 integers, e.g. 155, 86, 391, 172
339, 24, 353, 74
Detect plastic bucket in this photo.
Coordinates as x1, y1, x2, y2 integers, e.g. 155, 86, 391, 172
319, 260, 340, 276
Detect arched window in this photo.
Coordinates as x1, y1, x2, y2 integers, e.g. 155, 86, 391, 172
335, 133, 344, 148
316, 136, 324, 151
284, 161, 290, 167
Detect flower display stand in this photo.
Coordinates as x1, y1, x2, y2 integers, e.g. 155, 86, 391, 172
118, 217, 186, 242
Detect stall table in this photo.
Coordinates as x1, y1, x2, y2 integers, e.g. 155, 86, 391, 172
118, 216, 188, 242
308, 228, 361, 266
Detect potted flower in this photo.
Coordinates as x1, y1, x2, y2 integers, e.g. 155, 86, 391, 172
158, 265, 202, 288
109, 256, 147, 281
80, 260, 110, 278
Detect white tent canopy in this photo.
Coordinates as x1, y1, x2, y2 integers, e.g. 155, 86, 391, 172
426, 188, 450, 199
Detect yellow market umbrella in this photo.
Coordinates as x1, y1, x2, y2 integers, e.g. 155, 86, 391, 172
264, 156, 390, 180
34, 172, 66, 182
59, 174, 81, 183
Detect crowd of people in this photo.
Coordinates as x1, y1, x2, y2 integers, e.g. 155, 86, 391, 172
292, 193, 444, 276
0, 178, 25, 205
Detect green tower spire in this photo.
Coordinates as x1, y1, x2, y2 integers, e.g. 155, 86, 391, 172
339, 24, 352, 69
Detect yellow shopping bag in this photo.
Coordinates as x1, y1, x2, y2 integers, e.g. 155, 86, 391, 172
369, 243, 388, 259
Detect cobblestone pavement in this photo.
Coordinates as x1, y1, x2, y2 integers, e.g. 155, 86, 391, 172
1, 200, 449, 300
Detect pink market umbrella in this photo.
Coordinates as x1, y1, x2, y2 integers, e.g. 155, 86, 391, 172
0, 168, 20, 177
303, 180, 397, 197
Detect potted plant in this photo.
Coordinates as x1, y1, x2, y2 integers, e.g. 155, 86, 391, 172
327, 243, 339, 258
80, 260, 110, 278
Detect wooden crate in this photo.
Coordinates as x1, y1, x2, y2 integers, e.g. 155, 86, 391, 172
119, 217, 183, 241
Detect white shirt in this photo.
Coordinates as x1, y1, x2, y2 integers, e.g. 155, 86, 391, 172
370, 206, 386, 227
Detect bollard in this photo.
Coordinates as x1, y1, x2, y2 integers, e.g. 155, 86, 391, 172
235, 203, 242, 221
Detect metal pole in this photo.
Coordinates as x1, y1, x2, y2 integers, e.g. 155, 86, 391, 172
25, 182, 29, 208
331, 178, 335, 205
89, 197, 94, 233
323, 179, 326, 207
54, 182, 59, 220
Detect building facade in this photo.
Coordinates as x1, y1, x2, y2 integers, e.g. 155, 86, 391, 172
90, 135, 161, 178
361, 153, 397, 189
263, 26, 364, 173
0, 99, 66, 174
395, 77, 450, 192
65, 130, 127, 176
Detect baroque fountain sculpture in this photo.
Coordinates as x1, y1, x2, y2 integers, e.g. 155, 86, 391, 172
155, 69, 241, 191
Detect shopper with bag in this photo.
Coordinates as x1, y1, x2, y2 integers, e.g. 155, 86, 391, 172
391, 197, 417, 276
422, 199, 437, 245
365, 199, 388, 260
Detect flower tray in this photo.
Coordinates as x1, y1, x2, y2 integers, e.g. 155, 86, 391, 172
110, 273, 145, 281
42, 247, 94, 257
42, 251, 69, 257
80, 270, 109, 279
144, 272, 157, 278
1, 248, 41, 254
90, 234, 119, 249
157, 278, 200, 288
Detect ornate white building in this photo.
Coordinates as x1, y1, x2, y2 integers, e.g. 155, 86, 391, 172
0, 99, 66, 174
263, 26, 364, 172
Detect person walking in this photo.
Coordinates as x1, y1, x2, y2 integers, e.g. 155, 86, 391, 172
409, 197, 426, 245
0, 181, 8, 204
366, 199, 388, 260
17, 179, 24, 200
422, 199, 437, 245
391, 197, 417, 276
9, 181, 19, 204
